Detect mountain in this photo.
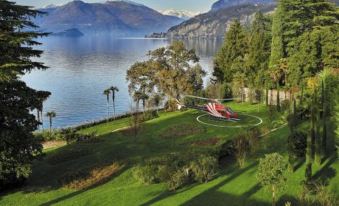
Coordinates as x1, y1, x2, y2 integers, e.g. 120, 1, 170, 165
35, 0, 184, 36
52, 28, 84, 37
160, 9, 200, 20
167, 4, 275, 39
211, 0, 274, 11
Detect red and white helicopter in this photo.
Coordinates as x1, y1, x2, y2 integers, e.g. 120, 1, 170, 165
176, 95, 240, 121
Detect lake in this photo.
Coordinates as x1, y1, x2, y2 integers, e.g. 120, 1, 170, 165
22, 36, 222, 128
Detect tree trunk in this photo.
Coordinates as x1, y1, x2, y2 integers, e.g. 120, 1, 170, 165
49, 117, 52, 134
113, 100, 116, 120
276, 86, 280, 112
265, 88, 269, 106
272, 186, 276, 206
107, 101, 109, 122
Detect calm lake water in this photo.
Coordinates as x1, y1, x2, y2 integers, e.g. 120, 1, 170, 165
22, 36, 222, 128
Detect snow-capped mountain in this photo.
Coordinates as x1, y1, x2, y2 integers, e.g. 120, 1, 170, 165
161, 9, 200, 20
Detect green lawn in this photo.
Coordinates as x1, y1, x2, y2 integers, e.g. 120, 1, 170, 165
0, 103, 338, 206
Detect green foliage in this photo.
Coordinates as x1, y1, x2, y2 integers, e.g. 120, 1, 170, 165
287, 130, 307, 162
134, 153, 218, 191
190, 155, 218, 183
0, 1, 51, 189
127, 41, 205, 104
257, 153, 288, 206
214, 19, 247, 83
133, 163, 162, 185
234, 133, 250, 168
168, 169, 190, 191
247, 12, 272, 89
34, 130, 65, 142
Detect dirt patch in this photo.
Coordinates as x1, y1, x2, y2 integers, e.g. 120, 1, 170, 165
191, 138, 220, 146
160, 124, 206, 139
42, 140, 66, 150
60, 162, 123, 190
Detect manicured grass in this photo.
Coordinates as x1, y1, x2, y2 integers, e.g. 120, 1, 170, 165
0, 103, 338, 206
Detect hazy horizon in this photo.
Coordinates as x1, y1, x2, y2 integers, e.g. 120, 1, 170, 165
14, 0, 216, 13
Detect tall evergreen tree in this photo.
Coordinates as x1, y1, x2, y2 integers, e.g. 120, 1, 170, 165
214, 19, 248, 83
0, 1, 49, 189
247, 12, 272, 102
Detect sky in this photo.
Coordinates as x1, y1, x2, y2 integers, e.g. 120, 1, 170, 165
14, 0, 216, 12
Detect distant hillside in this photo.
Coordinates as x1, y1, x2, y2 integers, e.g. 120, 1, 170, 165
211, 0, 338, 11
52, 28, 84, 37
211, 0, 274, 11
34, 0, 183, 36
167, 4, 275, 39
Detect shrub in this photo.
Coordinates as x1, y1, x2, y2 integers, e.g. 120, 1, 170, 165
61, 128, 80, 144
299, 181, 338, 206
34, 130, 64, 141
287, 130, 307, 162
246, 128, 261, 153
218, 140, 236, 160
141, 110, 159, 122
167, 169, 190, 191
190, 156, 218, 183
133, 164, 161, 185
234, 134, 250, 168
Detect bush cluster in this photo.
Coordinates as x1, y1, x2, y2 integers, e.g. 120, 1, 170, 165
133, 153, 218, 191
218, 128, 262, 167
35, 128, 99, 144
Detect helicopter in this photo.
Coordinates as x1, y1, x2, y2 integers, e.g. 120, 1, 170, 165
176, 95, 239, 121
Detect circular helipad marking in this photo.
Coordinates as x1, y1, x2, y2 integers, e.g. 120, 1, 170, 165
196, 114, 263, 128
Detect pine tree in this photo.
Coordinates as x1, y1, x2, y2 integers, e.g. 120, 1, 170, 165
214, 19, 248, 83
0, 1, 50, 189
246, 12, 272, 102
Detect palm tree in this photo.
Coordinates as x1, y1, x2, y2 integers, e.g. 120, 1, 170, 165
103, 89, 111, 120
110, 86, 119, 119
46, 111, 56, 133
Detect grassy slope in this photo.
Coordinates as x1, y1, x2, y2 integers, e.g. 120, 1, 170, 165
0, 103, 338, 206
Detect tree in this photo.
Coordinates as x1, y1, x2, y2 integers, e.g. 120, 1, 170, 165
110, 86, 119, 119
246, 12, 272, 102
257, 153, 288, 206
214, 19, 247, 83
127, 41, 205, 104
46, 111, 56, 133
0, 1, 49, 188
103, 89, 111, 120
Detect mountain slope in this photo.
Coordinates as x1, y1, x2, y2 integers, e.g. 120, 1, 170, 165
211, 0, 274, 11
167, 4, 275, 39
35, 0, 183, 36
